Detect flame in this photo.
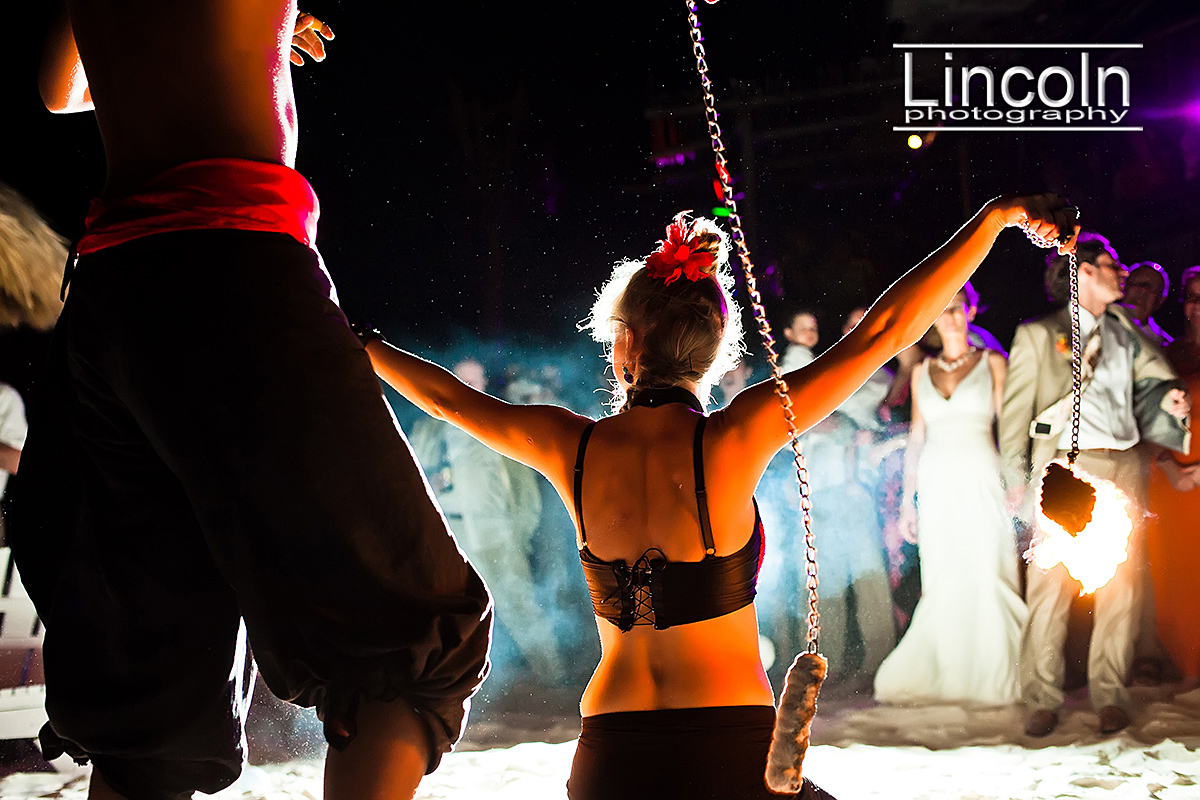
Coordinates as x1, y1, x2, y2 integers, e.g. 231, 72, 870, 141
1029, 460, 1134, 594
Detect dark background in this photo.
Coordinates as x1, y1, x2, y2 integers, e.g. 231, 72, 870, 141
4, 1, 1200, 400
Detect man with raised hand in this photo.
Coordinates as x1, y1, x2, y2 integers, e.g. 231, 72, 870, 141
1000, 234, 1189, 738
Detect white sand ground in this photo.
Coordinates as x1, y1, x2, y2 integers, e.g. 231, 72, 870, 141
3, 687, 1198, 799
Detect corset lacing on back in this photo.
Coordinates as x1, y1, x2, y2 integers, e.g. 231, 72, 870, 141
574, 386, 764, 632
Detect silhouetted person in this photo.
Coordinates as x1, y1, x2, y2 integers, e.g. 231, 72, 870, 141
17, 5, 492, 798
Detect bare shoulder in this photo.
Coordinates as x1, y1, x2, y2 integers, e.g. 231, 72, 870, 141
494, 401, 595, 458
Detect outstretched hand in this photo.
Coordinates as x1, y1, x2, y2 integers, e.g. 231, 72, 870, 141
291, 13, 334, 66
990, 193, 1081, 255
1166, 388, 1191, 421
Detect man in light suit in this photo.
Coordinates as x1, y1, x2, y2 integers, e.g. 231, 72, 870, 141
999, 234, 1191, 737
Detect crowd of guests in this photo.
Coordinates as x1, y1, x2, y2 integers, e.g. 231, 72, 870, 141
764, 236, 1197, 738
4, 4, 1119, 797
1, 163, 1175, 799
0, 160, 1183, 791
401, 234, 1199, 743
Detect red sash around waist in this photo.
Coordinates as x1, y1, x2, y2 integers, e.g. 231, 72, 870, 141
76, 158, 320, 256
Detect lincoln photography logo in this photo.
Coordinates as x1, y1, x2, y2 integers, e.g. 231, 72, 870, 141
895, 44, 1141, 133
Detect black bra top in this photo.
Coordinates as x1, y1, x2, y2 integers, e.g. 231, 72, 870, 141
574, 386, 764, 632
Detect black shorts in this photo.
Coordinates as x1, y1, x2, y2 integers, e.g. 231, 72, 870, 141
9, 229, 492, 800
567, 705, 835, 800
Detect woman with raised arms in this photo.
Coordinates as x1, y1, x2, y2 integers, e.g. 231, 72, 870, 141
361, 195, 1077, 799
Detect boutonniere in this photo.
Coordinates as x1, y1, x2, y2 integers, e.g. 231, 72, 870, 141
1055, 333, 1070, 357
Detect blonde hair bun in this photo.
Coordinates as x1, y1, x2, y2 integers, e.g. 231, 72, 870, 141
584, 212, 745, 411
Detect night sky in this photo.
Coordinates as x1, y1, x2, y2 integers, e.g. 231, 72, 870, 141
5, 2, 1200, 399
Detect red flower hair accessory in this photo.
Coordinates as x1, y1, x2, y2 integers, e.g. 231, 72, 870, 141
644, 211, 716, 286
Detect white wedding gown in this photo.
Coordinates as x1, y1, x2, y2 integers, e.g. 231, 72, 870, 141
873, 355, 1027, 705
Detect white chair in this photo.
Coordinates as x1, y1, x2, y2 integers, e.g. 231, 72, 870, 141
0, 546, 47, 740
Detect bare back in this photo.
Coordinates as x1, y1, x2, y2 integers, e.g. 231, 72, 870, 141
567, 404, 774, 717
62, 0, 299, 198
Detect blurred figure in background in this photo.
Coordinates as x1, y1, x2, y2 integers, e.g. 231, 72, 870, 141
0, 384, 26, 505
1145, 265, 1200, 688
804, 309, 896, 689
874, 283, 1025, 706
411, 359, 563, 684
780, 309, 820, 371
0, 184, 66, 333
0, 184, 63, 544
715, 359, 753, 408
1122, 261, 1173, 347
1120, 263, 1175, 683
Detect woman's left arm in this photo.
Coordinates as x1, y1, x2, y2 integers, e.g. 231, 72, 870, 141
364, 340, 590, 480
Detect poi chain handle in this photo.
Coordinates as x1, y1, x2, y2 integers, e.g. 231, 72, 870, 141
1067, 250, 1082, 465
1020, 217, 1082, 466
685, 0, 819, 652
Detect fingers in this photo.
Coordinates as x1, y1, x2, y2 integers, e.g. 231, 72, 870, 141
291, 29, 327, 63
1022, 194, 1063, 240
313, 19, 335, 40
291, 12, 334, 66
1009, 193, 1080, 253
295, 12, 334, 40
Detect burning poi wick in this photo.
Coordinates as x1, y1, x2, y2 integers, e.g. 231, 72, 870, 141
1034, 463, 1134, 593
1040, 461, 1095, 535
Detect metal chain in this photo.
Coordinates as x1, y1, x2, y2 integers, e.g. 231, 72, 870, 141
1068, 250, 1082, 465
1020, 220, 1081, 465
685, 0, 819, 652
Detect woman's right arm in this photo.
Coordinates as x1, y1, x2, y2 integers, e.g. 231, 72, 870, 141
364, 340, 589, 480
716, 193, 1077, 479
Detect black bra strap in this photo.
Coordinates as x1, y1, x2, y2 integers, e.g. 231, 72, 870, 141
574, 421, 598, 546
693, 416, 716, 557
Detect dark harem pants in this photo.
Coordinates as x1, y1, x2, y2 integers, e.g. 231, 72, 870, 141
8, 230, 492, 800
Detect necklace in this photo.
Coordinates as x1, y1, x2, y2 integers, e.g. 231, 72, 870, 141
934, 346, 978, 372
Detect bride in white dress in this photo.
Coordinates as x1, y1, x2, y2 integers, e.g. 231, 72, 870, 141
874, 283, 1028, 705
